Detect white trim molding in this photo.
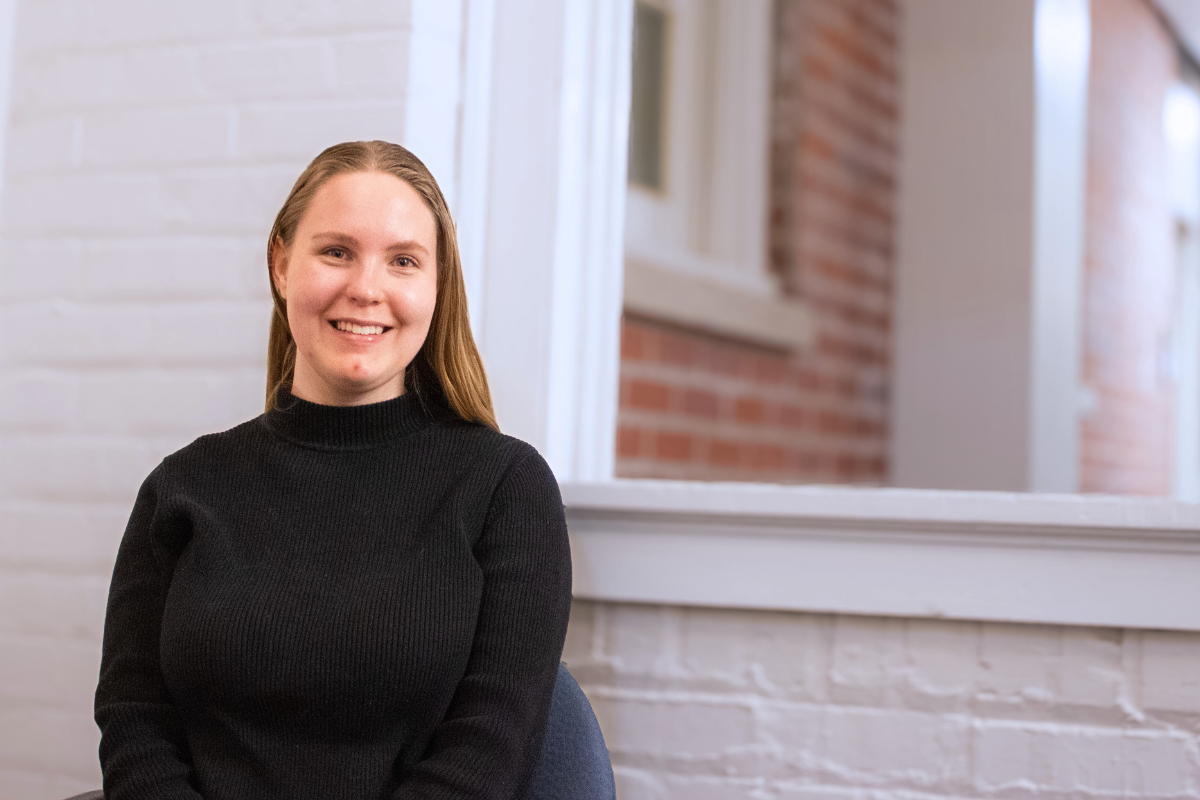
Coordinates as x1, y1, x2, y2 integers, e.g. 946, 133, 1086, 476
455, 0, 498, 334
563, 480, 1200, 632
1029, 0, 1090, 493
624, 254, 814, 350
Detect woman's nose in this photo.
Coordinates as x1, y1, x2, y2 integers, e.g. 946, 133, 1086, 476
345, 262, 384, 304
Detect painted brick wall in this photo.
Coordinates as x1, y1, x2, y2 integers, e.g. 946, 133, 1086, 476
567, 599, 1200, 799
0, 2, 417, 796
616, 0, 899, 485
4, 2, 1194, 798
1080, 0, 1179, 496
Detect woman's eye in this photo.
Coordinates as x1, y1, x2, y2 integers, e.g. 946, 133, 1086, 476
327, 247, 346, 259
394, 256, 414, 268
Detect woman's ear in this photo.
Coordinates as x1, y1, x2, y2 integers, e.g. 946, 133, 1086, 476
270, 237, 289, 300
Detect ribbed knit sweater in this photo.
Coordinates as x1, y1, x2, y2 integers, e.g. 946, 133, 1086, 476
94, 388, 573, 800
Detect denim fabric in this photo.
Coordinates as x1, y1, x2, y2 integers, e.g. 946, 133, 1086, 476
522, 664, 616, 800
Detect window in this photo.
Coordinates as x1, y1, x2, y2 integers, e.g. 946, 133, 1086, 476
628, 2, 668, 191
623, 0, 809, 350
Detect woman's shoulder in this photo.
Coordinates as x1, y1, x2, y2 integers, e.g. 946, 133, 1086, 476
426, 420, 550, 478
117, 416, 270, 511
412, 420, 559, 505
154, 415, 272, 477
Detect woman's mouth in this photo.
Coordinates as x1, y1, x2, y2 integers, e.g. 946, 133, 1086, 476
330, 320, 392, 336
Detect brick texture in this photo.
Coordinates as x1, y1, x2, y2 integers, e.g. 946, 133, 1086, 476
566, 599, 1200, 799
616, 316, 887, 483
616, 0, 899, 485
1080, 0, 1180, 495
0, 2, 418, 795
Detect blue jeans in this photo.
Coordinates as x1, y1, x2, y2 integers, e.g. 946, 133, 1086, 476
522, 663, 616, 800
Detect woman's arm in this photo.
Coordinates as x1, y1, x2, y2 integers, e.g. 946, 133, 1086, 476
95, 467, 204, 800
392, 448, 574, 800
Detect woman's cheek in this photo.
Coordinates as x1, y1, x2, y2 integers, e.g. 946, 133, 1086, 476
397, 279, 438, 325
292, 268, 339, 325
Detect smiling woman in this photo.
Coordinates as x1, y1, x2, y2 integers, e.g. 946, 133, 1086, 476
265, 141, 497, 426
271, 171, 439, 406
91, 141, 610, 800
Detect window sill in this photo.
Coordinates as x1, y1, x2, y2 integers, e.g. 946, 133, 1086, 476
623, 253, 814, 350
562, 480, 1200, 632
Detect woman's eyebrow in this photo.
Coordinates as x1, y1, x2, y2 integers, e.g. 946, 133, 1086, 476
311, 233, 430, 257
385, 239, 432, 257
311, 232, 361, 246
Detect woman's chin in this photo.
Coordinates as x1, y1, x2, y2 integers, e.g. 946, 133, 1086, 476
337, 376, 404, 400
299, 367, 406, 405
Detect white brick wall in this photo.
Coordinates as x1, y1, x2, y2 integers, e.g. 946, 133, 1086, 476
565, 601, 1200, 799
2, 1, 1198, 799
0, 1, 419, 796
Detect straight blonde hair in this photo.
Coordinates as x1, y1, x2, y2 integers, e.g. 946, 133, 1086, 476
265, 141, 498, 431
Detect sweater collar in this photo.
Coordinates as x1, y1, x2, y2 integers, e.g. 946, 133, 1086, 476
264, 386, 430, 450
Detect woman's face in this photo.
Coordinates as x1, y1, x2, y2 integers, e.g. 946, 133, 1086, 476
272, 171, 438, 406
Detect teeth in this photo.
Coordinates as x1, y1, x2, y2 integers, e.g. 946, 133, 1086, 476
335, 321, 385, 335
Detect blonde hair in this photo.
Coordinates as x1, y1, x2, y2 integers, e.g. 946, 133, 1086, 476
265, 140, 498, 430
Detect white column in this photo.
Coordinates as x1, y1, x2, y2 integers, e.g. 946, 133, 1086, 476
470, 0, 632, 481
400, 0, 631, 481
402, 0, 465, 209
891, 0, 1089, 492
401, 0, 496, 325
1029, 0, 1090, 493
455, 0, 498, 329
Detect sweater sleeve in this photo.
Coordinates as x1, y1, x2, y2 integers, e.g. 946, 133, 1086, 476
391, 447, 574, 800
95, 467, 204, 800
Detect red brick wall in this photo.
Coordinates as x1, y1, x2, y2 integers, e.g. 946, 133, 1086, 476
616, 0, 900, 483
1080, 0, 1179, 495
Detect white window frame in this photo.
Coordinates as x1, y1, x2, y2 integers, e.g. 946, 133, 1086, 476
1166, 79, 1200, 500
624, 0, 772, 295
411, 0, 1200, 634
621, 0, 812, 350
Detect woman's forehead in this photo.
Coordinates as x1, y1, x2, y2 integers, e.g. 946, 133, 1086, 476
301, 171, 436, 245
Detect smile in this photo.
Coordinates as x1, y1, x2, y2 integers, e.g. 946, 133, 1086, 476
330, 320, 392, 336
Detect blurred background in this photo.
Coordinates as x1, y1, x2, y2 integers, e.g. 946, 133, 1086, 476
618, 0, 1200, 498
2, 0, 1200, 798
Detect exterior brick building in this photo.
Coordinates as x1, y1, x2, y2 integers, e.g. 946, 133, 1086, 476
620, 0, 1200, 500
617, 0, 899, 485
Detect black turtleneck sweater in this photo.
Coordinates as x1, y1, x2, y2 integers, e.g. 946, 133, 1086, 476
95, 389, 573, 800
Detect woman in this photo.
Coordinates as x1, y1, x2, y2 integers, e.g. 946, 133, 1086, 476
94, 141, 575, 800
